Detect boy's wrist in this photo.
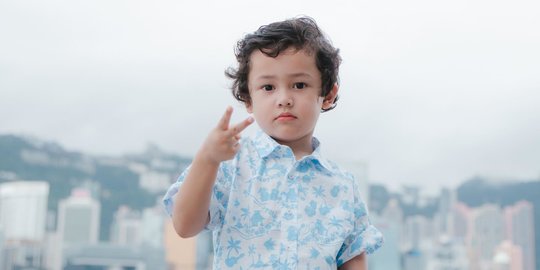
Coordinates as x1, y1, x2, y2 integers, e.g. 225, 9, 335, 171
195, 148, 221, 167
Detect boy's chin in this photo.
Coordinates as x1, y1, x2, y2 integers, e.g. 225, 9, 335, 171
268, 132, 311, 145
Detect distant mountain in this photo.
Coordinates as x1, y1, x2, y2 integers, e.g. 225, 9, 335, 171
457, 176, 540, 207
0, 134, 191, 241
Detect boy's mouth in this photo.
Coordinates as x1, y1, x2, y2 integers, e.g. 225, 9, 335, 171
275, 112, 297, 121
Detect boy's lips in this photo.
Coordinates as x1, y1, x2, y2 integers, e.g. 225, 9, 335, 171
275, 112, 297, 121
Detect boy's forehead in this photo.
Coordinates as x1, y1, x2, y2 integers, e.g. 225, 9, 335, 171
248, 48, 319, 78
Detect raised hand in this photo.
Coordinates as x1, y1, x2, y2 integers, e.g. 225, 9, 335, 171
198, 106, 254, 165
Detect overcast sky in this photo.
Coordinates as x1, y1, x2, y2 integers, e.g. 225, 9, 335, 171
1, 0, 539, 193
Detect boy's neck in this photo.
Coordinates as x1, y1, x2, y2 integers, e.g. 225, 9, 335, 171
273, 134, 314, 161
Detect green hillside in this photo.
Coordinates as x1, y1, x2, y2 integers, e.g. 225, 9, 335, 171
0, 134, 191, 240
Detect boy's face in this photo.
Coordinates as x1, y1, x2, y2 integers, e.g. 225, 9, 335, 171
246, 48, 338, 146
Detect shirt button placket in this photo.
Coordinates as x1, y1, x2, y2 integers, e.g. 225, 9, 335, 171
285, 169, 299, 269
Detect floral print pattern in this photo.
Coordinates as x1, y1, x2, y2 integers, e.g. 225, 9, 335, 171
163, 129, 383, 269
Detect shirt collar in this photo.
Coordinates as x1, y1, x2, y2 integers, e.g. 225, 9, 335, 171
253, 128, 281, 158
252, 129, 333, 173
309, 137, 333, 173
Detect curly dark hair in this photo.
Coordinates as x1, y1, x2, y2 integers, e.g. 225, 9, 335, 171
225, 16, 342, 112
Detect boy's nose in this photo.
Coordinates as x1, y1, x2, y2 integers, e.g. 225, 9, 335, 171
277, 91, 294, 107
278, 98, 293, 107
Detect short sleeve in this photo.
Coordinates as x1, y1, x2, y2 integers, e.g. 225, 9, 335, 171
336, 179, 384, 266
162, 161, 234, 231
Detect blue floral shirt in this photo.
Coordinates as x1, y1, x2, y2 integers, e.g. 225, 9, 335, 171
163, 129, 383, 269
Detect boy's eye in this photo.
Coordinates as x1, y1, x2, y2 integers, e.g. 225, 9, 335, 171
293, 82, 306, 89
262, 85, 274, 91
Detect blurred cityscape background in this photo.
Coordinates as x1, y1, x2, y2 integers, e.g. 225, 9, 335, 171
0, 134, 537, 270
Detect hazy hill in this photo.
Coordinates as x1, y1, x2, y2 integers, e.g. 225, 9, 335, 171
0, 134, 191, 240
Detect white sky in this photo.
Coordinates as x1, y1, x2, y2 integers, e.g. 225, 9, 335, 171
1, 0, 539, 192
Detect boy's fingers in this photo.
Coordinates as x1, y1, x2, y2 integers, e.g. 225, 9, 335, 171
218, 106, 233, 130
229, 116, 254, 135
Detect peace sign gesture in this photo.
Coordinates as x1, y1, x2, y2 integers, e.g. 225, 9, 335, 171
198, 106, 254, 165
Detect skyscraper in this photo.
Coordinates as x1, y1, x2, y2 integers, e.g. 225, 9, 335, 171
0, 181, 49, 242
404, 215, 433, 251
54, 188, 100, 270
108, 204, 167, 268
111, 205, 142, 246
505, 200, 535, 270
57, 188, 100, 245
0, 181, 49, 269
468, 204, 505, 266
369, 200, 403, 270
141, 205, 166, 249
452, 202, 471, 242
0, 226, 4, 268
435, 188, 454, 237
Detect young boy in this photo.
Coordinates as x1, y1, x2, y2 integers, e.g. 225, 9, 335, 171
163, 17, 383, 269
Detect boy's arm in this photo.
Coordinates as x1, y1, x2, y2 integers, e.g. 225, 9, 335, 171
338, 253, 367, 270
172, 107, 253, 238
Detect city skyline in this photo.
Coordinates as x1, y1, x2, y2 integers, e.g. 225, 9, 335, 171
0, 131, 538, 269
0, 177, 536, 269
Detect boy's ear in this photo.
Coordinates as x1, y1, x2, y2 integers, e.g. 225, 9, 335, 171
322, 83, 339, 110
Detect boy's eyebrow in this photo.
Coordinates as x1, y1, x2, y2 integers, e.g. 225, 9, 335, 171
255, 72, 313, 80
289, 72, 313, 78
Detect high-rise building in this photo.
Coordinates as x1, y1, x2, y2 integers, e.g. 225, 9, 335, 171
54, 188, 100, 270
404, 215, 433, 251
0, 181, 49, 270
369, 207, 402, 270
453, 202, 471, 241
468, 204, 505, 266
0, 181, 49, 242
110, 203, 167, 248
109, 203, 167, 268
140, 205, 166, 249
111, 205, 142, 246
57, 188, 100, 245
505, 201, 535, 270
434, 188, 454, 237
0, 226, 4, 268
